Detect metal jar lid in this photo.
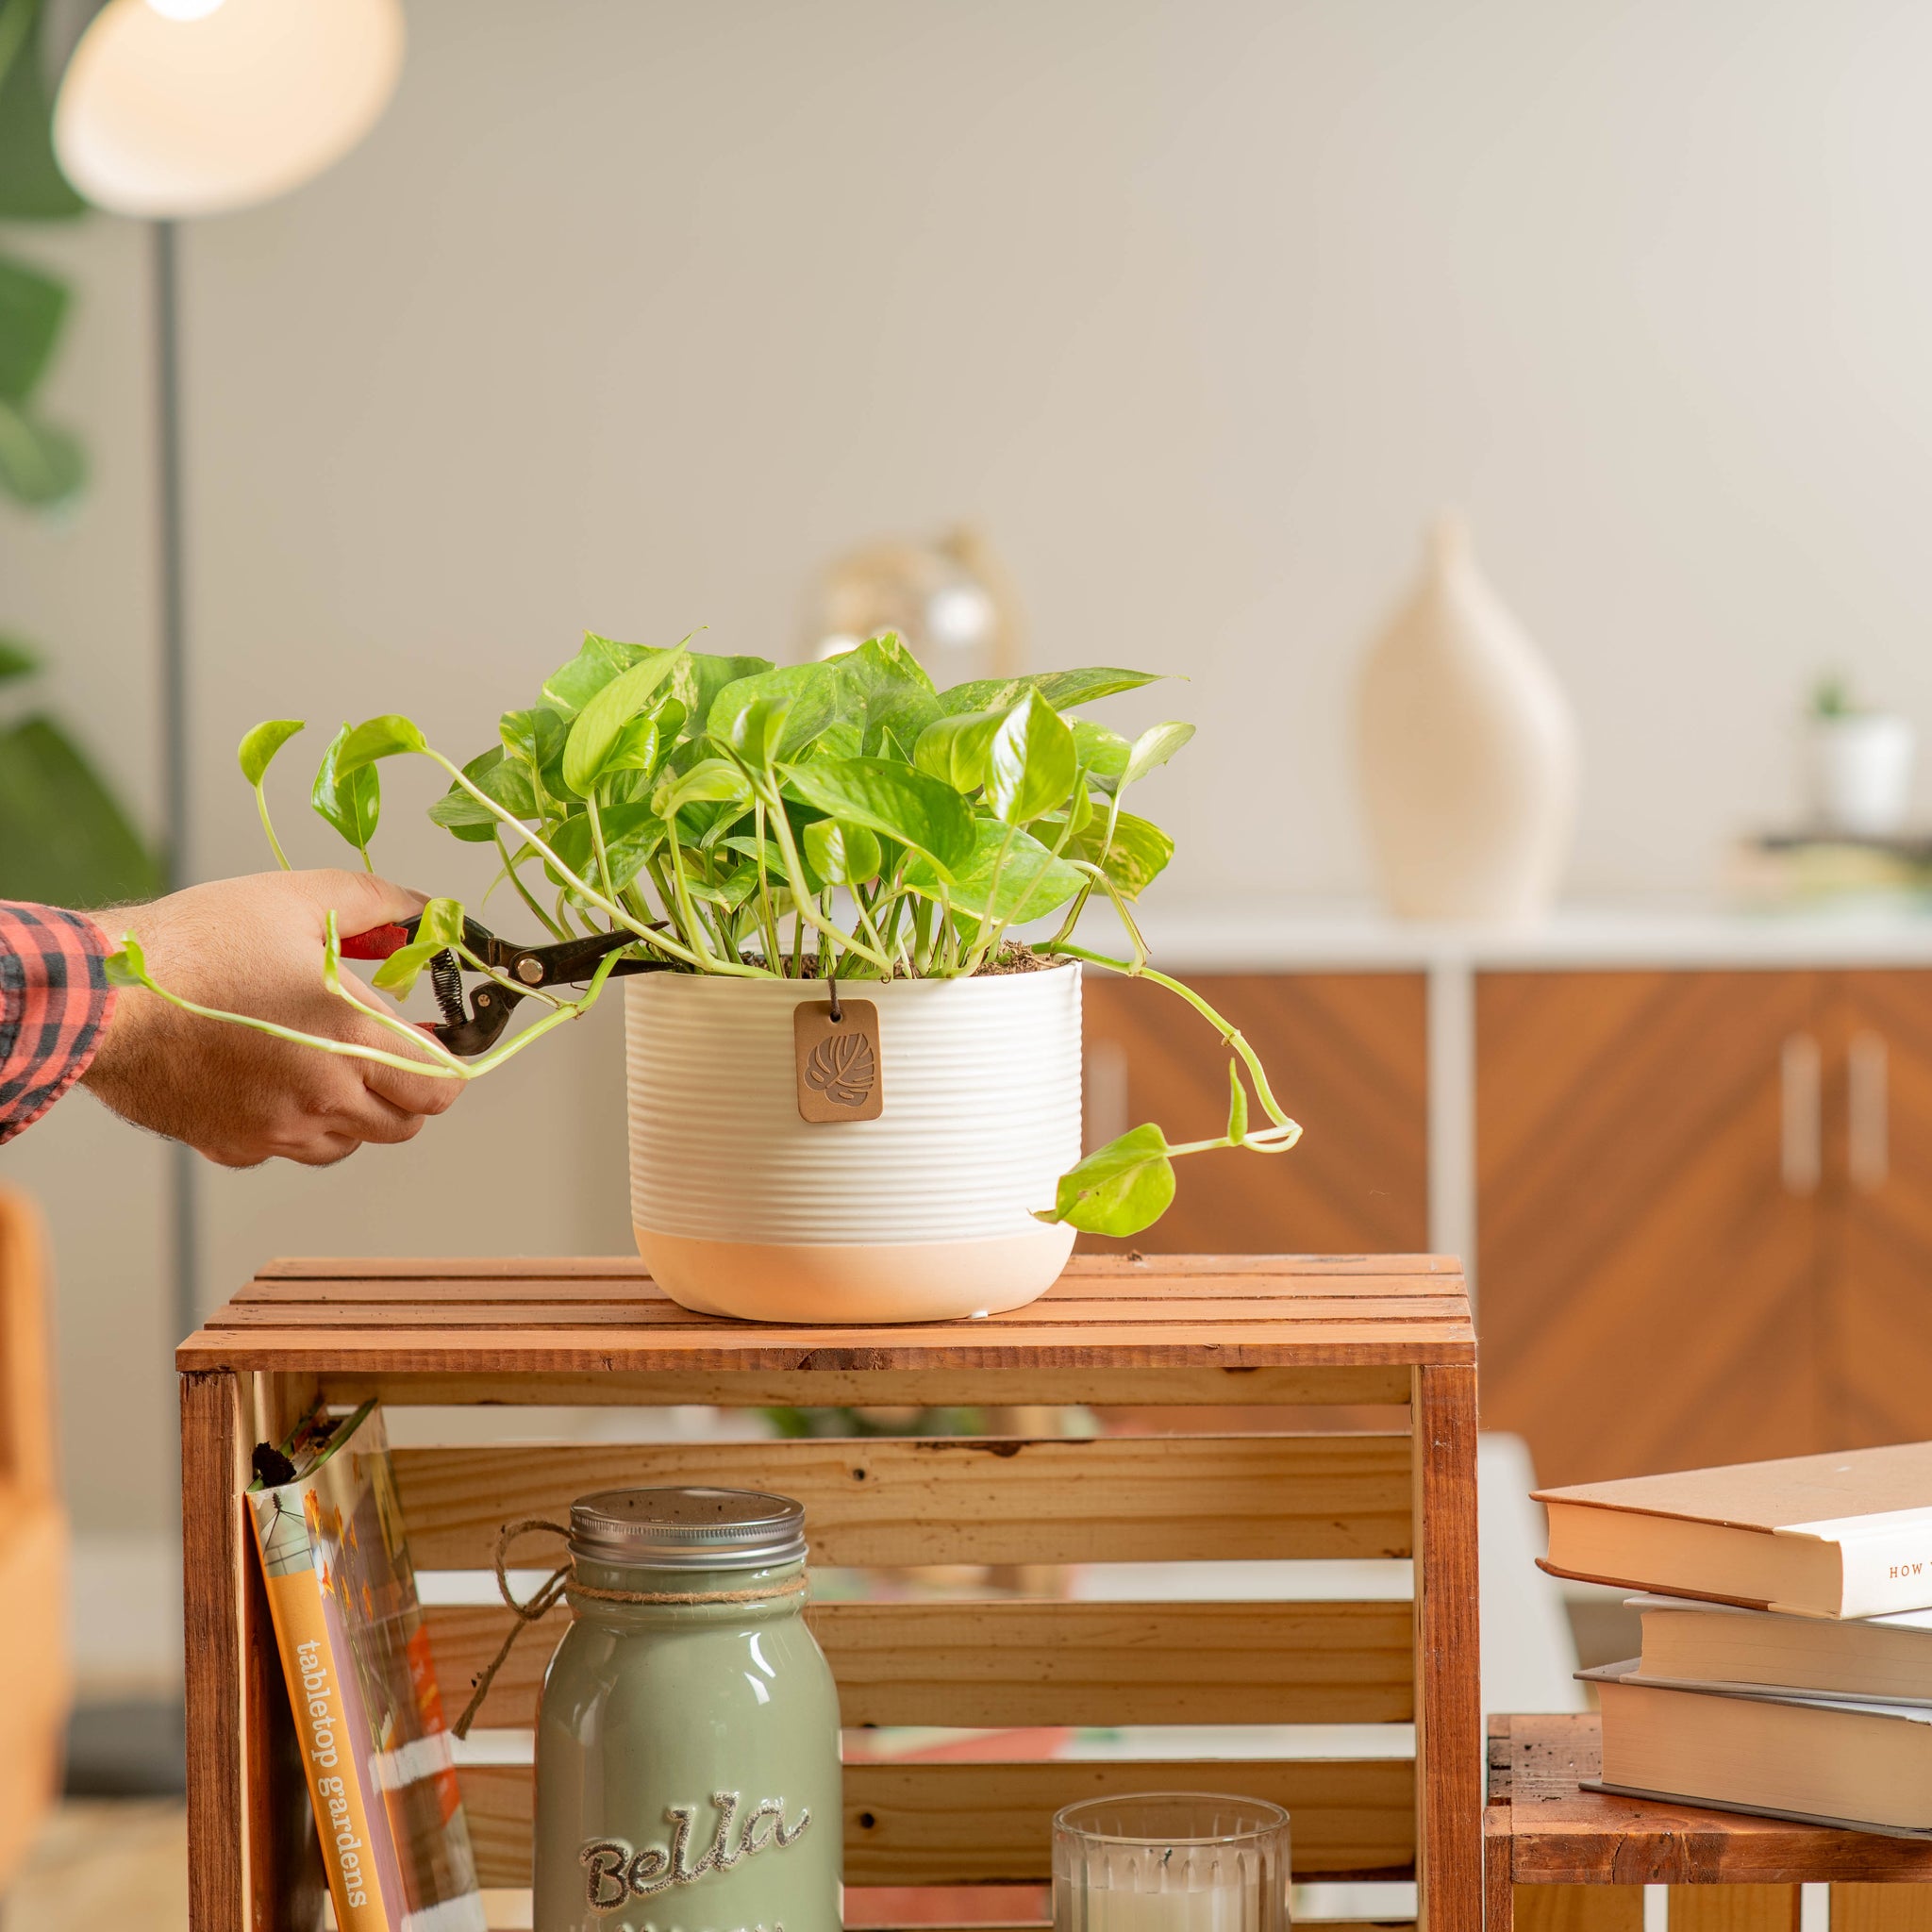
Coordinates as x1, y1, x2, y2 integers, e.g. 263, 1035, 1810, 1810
567, 1487, 808, 1571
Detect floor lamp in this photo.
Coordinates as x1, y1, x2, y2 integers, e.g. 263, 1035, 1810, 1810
54, 0, 405, 1347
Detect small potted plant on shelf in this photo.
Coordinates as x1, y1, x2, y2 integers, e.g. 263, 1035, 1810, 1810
1808, 674, 1917, 840
109, 633, 1299, 1323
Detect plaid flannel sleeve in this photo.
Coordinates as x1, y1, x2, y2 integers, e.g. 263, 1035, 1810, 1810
0, 902, 117, 1146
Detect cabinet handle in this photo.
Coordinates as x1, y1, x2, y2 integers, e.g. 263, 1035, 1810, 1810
1849, 1029, 1890, 1193
1782, 1032, 1822, 1195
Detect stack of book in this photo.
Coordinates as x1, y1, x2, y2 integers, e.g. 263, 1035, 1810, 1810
1537, 1441, 1932, 1838
1726, 831, 1932, 908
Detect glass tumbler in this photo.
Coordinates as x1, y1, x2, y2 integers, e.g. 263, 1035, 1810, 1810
1054, 1792, 1291, 1932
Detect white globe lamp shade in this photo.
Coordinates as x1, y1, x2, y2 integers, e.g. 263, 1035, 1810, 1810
54, 0, 405, 219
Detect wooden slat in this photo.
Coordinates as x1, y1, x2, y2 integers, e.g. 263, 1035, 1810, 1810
253, 1253, 1462, 1282
179, 1321, 1474, 1375
734, 1919, 1412, 1932
212, 1294, 1470, 1327
233, 1274, 1453, 1306
1831, 1889, 1932, 1932
427, 1597, 1415, 1730
240, 1271, 1458, 1306
1415, 1363, 1482, 1932
458, 1756, 1417, 1887
185, 1255, 1472, 1375
1669, 1890, 1799, 1932
181, 1371, 244, 1932
314, 1363, 1416, 1408
1517, 1890, 1643, 1932
394, 1433, 1413, 1570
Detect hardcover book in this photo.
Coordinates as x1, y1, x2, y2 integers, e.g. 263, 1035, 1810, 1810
1626, 1592, 1932, 1705
1586, 1661, 1932, 1838
1535, 1440, 1932, 1618
247, 1401, 486, 1932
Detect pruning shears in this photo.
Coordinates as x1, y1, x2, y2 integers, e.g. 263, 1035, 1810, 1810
341, 915, 673, 1057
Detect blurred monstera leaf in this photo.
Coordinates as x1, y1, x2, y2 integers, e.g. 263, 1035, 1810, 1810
0, 0, 84, 221
0, 8, 156, 907
0, 1, 87, 508
0, 710, 163, 907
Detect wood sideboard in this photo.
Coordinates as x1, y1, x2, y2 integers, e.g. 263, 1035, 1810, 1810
1084, 913, 1932, 1488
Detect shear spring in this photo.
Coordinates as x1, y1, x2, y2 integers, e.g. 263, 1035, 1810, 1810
429, 950, 467, 1028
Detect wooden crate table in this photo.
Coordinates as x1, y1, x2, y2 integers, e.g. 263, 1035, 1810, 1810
177, 1253, 1479, 1932
1487, 1714, 1932, 1932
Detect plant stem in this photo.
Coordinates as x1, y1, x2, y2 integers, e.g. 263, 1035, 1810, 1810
137, 979, 471, 1078
585, 792, 618, 906
644, 854, 680, 933
1068, 861, 1148, 970
758, 788, 893, 973
752, 803, 784, 969
494, 829, 567, 938
426, 747, 718, 972
253, 783, 292, 871
939, 893, 960, 975
1041, 939, 1301, 1140
982, 778, 1086, 952
462, 943, 627, 1074
961, 824, 1019, 973
1041, 879, 1094, 955
662, 835, 764, 976
430, 750, 652, 941
114, 919, 475, 1081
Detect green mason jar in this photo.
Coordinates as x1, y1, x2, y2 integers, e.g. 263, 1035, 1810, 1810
532, 1487, 841, 1932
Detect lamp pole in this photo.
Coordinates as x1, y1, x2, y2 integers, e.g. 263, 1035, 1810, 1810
153, 216, 197, 1350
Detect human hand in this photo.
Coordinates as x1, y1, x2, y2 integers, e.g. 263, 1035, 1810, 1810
83, 869, 462, 1168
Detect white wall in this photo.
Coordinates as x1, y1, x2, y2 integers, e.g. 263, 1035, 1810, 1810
9, 0, 1932, 1558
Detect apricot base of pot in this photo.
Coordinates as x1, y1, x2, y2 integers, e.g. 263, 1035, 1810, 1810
632, 1224, 1077, 1324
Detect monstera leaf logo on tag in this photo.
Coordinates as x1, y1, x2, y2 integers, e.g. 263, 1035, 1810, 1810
792, 999, 884, 1122
806, 1030, 874, 1108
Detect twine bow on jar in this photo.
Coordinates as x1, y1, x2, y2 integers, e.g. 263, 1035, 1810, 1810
450, 1517, 810, 1740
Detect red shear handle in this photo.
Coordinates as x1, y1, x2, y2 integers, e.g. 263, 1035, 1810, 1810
341, 922, 413, 961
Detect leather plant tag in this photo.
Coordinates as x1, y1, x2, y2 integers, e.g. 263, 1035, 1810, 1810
793, 998, 883, 1123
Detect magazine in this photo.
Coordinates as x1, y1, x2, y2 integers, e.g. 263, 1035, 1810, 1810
248, 1401, 486, 1932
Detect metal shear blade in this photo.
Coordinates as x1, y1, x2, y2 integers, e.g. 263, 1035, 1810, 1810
340, 915, 672, 1057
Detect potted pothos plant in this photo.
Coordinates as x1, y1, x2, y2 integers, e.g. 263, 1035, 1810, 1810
108, 632, 1300, 1323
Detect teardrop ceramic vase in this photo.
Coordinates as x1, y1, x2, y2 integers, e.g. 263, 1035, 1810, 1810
625, 965, 1082, 1324
1356, 519, 1579, 923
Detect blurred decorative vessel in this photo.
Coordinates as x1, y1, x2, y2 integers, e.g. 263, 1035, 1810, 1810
803, 523, 1024, 683
1356, 516, 1578, 924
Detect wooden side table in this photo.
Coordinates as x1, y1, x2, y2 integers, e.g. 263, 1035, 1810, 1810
1487, 1714, 1932, 1932
178, 1253, 1480, 1932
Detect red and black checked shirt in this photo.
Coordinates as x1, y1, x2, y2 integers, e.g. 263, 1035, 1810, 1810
0, 902, 115, 1146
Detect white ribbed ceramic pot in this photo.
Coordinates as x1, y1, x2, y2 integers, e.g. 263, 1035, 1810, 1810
625, 963, 1082, 1324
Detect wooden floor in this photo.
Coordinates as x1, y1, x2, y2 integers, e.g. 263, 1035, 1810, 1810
8, 1802, 189, 1929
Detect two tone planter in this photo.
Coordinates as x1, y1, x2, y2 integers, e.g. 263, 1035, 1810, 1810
625, 964, 1082, 1324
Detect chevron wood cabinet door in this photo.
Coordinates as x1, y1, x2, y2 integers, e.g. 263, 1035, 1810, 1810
1477, 970, 1827, 1489
1824, 969, 1932, 1448
1077, 971, 1429, 1257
